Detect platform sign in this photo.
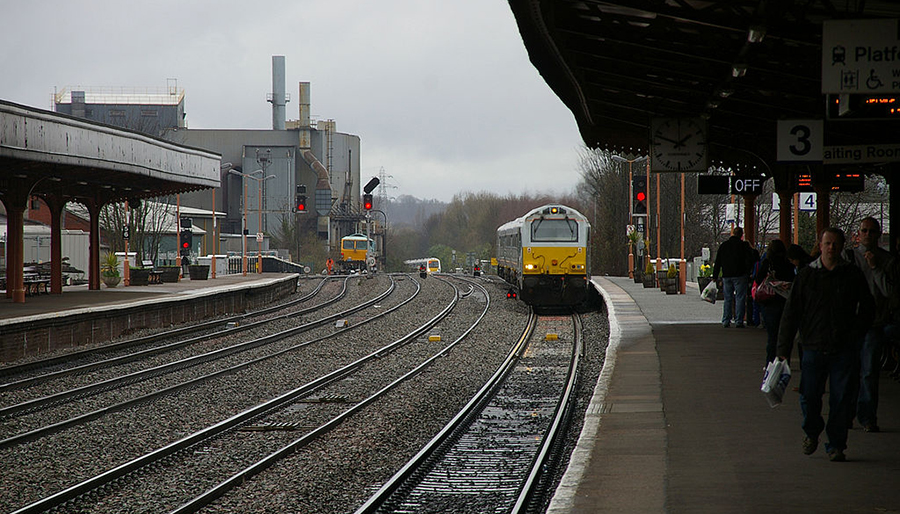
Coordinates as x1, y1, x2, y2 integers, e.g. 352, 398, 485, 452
822, 19, 900, 94
772, 192, 817, 212
824, 144, 900, 164
777, 120, 824, 162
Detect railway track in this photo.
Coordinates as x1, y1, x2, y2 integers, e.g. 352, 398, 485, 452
0, 274, 408, 447
0, 276, 336, 388
8, 275, 484, 514
356, 313, 582, 514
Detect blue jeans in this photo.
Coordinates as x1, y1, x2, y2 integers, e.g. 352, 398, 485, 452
721, 276, 748, 325
799, 346, 858, 452
855, 326, 885, 427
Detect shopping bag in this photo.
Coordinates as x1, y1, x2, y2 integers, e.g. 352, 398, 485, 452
754, 274, 792, 303
761, 359, 792, 408
700, 280, 717, 304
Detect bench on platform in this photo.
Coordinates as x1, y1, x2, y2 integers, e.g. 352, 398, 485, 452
140, 260, 164, 285
23, 273, 51, 295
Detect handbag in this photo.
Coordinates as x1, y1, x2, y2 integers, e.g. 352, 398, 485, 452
754, 273, 791, 303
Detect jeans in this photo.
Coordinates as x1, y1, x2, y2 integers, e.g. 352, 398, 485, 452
799, 346, 858, 452
855, 326, 885, 427
721, 276, 748, 325
761, 301, 785, 365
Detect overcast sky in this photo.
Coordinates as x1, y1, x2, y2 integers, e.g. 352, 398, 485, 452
0, 1, 587, 202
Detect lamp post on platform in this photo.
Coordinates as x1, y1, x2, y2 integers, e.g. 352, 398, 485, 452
612, 154, 648, 278
229, 169, 263, 276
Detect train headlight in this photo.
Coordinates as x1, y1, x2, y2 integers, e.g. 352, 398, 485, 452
524, 263, 536, 271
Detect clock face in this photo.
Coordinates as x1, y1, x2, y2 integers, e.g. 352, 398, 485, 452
651, 118, 708, 171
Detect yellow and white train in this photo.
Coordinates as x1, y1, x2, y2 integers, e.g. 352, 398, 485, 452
404, 257, 442, 274
496, 204, 591, 306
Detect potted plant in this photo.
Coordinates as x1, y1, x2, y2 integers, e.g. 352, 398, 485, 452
101, 252, 121, 288
665, 263, 679, 294
158, 265, 181, 283
188, 264, 209, 280
643, 259, 656, 288
697, 264, 713, 292
129, 266, 151, 286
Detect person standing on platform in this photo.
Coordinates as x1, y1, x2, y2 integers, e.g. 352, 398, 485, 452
844, 217, 892, 433
777, 227, 874, 462
754, 239, 795, 367
713, 226, 753, 328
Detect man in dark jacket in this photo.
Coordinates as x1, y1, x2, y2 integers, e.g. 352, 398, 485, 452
713, 226, 752, 328
843, 217, 892, 433
777, 227, 874, 462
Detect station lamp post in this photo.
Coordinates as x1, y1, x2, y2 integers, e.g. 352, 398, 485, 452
612, 154, 648, 278
254, 174, 276, 273
229, 169, 264, 276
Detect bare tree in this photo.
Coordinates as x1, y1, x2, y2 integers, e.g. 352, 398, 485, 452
100, 198, 175, 264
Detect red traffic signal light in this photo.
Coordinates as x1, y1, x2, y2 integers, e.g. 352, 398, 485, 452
632, 176, 648, 215
363, 193, 373, 210
296, 194, 307, 212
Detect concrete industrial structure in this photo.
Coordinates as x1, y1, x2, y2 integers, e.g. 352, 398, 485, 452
51, 56, 371, 264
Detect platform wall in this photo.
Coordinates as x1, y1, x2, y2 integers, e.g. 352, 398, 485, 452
0, 276, 297, 362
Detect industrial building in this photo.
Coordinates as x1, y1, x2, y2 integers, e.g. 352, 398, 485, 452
50, 56, 375, 267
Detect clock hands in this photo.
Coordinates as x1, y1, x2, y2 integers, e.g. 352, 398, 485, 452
655, 133, 694, 148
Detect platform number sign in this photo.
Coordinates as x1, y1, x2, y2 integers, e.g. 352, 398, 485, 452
777, 120, 823, 162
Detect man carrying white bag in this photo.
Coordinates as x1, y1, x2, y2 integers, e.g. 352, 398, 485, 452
775, 227, 874, 463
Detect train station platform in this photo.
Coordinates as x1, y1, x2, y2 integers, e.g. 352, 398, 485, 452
550, 276, 900, 513
0, 273, 300, 362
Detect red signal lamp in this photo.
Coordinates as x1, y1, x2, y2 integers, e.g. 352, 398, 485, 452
636, 191, 646, 202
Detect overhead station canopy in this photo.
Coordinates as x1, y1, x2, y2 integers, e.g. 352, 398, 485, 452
0, 99, 220, 202
508, 1, 900, 163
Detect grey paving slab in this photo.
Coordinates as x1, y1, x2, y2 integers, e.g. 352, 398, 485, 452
550, 276, 900, 514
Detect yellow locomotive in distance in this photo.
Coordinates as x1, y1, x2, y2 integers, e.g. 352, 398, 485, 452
339, 233, 375, 272
496, 204, 591, 306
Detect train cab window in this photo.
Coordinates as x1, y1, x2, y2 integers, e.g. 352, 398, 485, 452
343, 240, 355, 250
531, 219, 578, 242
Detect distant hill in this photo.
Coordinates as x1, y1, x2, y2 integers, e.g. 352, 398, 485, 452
380, 195, 447, 229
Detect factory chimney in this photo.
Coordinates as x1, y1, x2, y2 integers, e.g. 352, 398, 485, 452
268, 55, 288, 130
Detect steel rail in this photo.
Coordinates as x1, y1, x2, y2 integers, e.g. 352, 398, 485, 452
169, 277, 487, 514
0, 276, 332, 388
8, 274, 449, 514
0, 276, 400, 448
512, 313, 583, 513
353, 308, 539, 514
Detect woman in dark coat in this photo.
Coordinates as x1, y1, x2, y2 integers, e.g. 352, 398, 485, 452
755, 239, 796, 366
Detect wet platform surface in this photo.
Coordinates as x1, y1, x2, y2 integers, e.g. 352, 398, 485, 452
550, 276, 900, 513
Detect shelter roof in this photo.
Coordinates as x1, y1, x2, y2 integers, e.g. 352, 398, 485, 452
509, 1, 900, 168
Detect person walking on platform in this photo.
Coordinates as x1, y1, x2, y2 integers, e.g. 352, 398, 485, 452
844, 217, 893, 433
713, 226, 752, 328
777, 227, 874, 462
754, 239, 795, 367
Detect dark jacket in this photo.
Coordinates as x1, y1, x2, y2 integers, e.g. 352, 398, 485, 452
843, 245, 893, 326
713, 236, 752, 279
777, 257, 874, 358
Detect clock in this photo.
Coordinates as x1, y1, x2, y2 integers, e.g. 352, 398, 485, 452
651, 117, 709, 172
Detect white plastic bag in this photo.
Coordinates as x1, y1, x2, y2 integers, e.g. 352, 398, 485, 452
761, 359, 792, 408
700, 280, 717, 304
